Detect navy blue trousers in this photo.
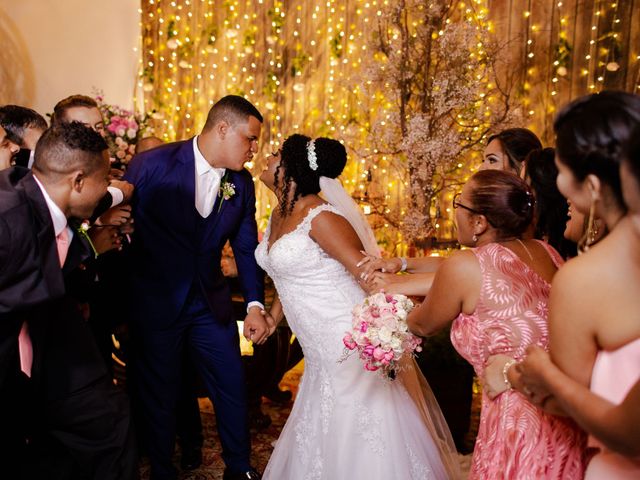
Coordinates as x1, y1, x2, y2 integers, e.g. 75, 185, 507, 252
134, 289, 250, 480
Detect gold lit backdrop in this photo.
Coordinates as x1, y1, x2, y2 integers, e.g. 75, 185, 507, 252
138, 0, 640, 253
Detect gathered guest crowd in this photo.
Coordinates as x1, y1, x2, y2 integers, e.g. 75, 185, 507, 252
1, 88, 639, 480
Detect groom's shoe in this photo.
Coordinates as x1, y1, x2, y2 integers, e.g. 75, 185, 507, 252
222, 467, 261, 480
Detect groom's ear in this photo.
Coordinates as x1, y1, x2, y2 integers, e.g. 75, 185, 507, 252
215, 120, 230, 140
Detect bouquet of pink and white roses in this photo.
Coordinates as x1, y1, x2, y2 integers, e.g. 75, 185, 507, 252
94, 90, 150, 166
341, 292, 422, 378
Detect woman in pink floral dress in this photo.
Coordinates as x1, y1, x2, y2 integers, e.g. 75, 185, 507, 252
408, 169, 586, 479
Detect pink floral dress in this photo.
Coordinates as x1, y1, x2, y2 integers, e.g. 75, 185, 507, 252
451, 241, 587, 479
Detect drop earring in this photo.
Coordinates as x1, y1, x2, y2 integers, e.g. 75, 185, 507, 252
578, 195, 597, 254
472, 234, 478, 243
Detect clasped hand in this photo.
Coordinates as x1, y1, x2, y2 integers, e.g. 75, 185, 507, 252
243, 307, 277, 345
355, 252, 401, 294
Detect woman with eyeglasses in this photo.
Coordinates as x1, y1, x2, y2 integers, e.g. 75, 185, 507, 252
406, 169, 587, 479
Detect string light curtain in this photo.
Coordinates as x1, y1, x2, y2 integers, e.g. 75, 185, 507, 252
489, 0, 640, 140
138, 0, 640, 247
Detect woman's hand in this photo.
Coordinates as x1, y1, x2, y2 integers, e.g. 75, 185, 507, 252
482, 354, 516, 400
516, 346, 555, 407
363, 271, 400, 295
356, 252, 402, 281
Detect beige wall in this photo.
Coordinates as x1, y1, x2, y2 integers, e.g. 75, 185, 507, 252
0, 0, 139, 117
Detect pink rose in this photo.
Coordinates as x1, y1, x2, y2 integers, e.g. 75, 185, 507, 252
343, 333, 357, 350
373, 347, 386, 361
362, 344, 375, 358
358, 321, 368, 333
364, 363, 379, 371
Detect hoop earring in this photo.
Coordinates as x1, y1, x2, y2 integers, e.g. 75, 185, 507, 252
578, 196, 597, 254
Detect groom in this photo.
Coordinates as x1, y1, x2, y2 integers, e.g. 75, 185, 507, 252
124, 95, 272, 480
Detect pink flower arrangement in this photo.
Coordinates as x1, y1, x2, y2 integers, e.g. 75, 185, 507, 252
342, 292, 422, 378
94, 91, 149, 165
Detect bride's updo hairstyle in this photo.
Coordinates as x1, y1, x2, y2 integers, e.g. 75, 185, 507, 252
554, 91, 640, 212
276, 133, 347, 215
468, 169, 535, 239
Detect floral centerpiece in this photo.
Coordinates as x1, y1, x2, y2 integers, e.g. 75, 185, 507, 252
341, 292, 422, 379
94, 90, 150, 167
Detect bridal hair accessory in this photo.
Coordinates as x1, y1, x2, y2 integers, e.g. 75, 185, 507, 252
525, 190, 534, 208
318, 176, 379, 256
341, 292, 423, 379
307, 139, 318, 171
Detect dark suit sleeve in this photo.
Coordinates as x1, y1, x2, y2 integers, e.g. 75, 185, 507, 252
123, 154, 147, 192
229, 175, 264, 307
90, 192, 114, 222
0, 216, 12, 283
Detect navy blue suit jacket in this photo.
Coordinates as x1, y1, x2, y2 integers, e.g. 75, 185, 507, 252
124, 139, 264, 328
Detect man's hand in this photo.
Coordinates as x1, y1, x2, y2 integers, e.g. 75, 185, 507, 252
109, 179, 134, 203
98, 205, 132, 226
243, 307, 270, 345
88, 225, 121, 254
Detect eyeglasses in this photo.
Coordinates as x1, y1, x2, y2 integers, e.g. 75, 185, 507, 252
453, 192, 482, 215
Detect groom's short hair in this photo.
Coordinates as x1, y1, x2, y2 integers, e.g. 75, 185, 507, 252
203, 95, 263, 132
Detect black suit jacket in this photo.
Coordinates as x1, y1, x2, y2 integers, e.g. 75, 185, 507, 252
0, 167, 106, 398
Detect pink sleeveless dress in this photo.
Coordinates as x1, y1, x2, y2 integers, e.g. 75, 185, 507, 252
584, 338, 640, 479
451, 242, 587, 479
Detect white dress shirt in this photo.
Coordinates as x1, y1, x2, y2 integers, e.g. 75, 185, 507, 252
192, 137, 264, 314
33, 174, 74, 244
193, 136, 225, 218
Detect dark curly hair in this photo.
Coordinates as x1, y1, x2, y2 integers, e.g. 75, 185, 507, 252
276, 134, 347, 216
33, 122, 108, 178
468, 169, 535, 239
554, 91, 640, 213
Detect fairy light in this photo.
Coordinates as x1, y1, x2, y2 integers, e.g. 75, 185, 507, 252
139, 0, 636, 249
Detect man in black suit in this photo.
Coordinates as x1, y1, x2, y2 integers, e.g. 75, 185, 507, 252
0, 123, 137, 479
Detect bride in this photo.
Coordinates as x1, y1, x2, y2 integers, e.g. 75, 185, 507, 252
255, 134, 460, 479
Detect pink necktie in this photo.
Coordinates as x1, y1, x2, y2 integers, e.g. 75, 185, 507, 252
18, 228, 70, 377
56, 228, 70, 267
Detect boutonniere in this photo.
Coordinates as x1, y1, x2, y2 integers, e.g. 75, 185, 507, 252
77, 221, 99, 258
218, 172, 236, 212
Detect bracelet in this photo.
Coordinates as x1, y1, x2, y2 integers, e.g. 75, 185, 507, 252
399, 257, 408, 272
502, 359, 517, 390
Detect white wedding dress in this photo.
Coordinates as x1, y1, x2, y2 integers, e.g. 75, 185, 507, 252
255, 204, 459, 480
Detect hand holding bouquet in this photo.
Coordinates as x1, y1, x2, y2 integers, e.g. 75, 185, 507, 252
341, 292, 422, 379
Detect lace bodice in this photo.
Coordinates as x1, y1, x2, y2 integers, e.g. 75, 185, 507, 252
255, 204, 365, 365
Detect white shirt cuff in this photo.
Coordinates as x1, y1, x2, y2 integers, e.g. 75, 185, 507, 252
247, 301, 264, 313
107, 186, 124, 207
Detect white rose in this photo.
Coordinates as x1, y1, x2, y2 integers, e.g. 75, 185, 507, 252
378, 326, 393, 343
